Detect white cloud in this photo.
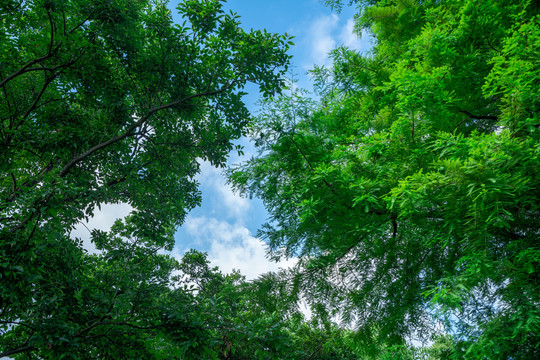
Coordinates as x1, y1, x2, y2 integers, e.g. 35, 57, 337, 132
209, 232, 296, 281
302, 15, 373, 71
71, 202, 133, 254
306, 14, 339, 67
197, 160, 250, 220
176, 216, 297, 280
339, 18, 360, 49
339, 18, 371, 53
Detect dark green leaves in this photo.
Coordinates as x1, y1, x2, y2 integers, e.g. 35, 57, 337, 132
0, 0, 291, 357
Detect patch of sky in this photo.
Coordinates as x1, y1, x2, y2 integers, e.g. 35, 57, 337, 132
74, 0, 371, 278
170, 1, 372, 279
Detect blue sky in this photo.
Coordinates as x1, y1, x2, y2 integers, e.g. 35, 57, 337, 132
171, 0, 372, 279
73, 0, 372, 280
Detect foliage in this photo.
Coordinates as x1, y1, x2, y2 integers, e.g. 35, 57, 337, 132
155, 249, 362, 360
0, 0, 292, 357
230, 0, 540, 358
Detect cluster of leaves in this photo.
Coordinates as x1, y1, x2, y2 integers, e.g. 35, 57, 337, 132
0, 0, 295, 357
171, 250, 362, 360
230, 0, 539, 358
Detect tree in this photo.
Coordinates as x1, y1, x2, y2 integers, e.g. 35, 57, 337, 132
0, 0, 291, 357
230, 0, 539, 358
176, 250, 363, 360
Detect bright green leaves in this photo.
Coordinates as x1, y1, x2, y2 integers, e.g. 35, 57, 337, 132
391, 131, 538, 234
389, 64, 454, 141
229, 0, 540, 358
484, 15, 540, 137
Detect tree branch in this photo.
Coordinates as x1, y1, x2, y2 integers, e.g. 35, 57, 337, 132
0, 337, 34, 358
458, 109, 498, 121
59, 80, 239, 177
0, 8, 61, 88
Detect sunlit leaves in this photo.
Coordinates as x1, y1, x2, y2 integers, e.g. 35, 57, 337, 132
230, 0, 540, 358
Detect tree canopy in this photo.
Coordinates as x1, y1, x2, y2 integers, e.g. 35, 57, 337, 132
0, 0, 293, 357
2, 0, 539, 358
230, 0, 539, 358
